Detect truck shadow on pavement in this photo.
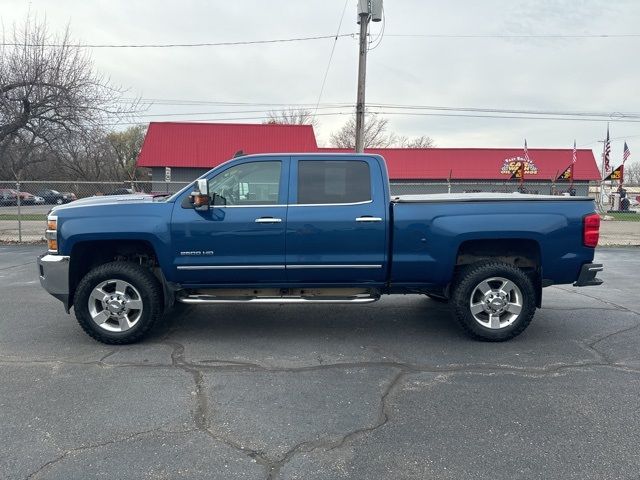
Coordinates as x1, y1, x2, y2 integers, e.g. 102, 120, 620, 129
137, 294, 639, 371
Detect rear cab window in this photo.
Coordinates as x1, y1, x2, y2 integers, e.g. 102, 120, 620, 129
297, 160, 371, 204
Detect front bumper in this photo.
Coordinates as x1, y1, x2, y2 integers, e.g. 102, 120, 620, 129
573, 263, 604, 287
37, 254, 71, 310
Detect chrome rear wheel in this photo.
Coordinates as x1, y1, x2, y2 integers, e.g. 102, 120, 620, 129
450, 262, 536, 341
469, 276, 523, 329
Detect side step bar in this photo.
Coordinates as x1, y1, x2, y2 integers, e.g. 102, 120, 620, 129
176, 295, 380, 305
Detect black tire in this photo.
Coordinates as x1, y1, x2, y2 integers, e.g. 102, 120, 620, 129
450, 261, 536, 342
426, 293, 448, 303
74, 261, 163, 344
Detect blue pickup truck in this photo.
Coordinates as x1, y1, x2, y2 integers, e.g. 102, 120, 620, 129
38, 153, 603, 344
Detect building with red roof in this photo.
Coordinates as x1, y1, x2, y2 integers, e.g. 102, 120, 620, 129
137, 122, 601, 195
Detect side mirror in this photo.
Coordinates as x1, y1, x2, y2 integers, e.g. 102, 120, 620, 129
190, 179, 210, 211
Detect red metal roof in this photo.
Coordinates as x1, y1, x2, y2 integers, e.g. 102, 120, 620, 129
137, 122, 318, 168
137, 122, 601, 181
319, 147, 601, 181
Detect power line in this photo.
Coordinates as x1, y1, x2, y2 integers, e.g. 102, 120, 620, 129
102, 109, 640, 127
0, 33, 355, 48
367, 103, 640, 119
368, 111, 640, 123
368, 5, 386, 51
312, 0, 349, 120
129, 98, 640, 120
3, 32, 638, 49
135, 105, 352, 118
385, 33, 640, 39
118, 98, 353, 107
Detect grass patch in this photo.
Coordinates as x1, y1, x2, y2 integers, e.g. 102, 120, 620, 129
605, 211, 640, 221
0, 214, 46, 221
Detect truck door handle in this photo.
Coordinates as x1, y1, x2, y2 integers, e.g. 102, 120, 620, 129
355, 216, 383, 222
255, 217, 282, 223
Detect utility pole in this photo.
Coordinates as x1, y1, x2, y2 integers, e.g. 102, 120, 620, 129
355, 0, 382, 153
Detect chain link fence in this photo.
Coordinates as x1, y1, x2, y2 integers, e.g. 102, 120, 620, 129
1, 179, 638, 245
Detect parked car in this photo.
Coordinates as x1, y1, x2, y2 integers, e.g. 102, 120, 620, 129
37, 153, 603, 345
15, 191, 42, 205
60, 192, 77, 202
0, 189, 18, 206
35, 189, 75, 205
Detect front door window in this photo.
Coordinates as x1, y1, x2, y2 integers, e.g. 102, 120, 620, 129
208, 161, 281, 206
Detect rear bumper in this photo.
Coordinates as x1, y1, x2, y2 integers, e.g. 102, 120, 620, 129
573, 263, 603, 287
37, 254, 70, 310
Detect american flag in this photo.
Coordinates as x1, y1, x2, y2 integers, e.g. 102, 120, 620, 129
603, 126, 611, 172
623, 141, 631, 163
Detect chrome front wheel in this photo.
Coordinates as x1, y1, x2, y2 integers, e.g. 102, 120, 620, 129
74, 261, 163, 344
88, 279, 144, 332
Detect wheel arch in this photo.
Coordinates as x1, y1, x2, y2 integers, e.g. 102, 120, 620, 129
68, 239, 164, 311
452, 238, 542, 307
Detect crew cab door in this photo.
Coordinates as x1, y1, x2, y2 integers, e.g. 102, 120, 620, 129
285, 156, 388, 284
171, 157, 289, 284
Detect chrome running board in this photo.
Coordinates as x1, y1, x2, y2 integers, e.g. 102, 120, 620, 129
176, 295, 380, 305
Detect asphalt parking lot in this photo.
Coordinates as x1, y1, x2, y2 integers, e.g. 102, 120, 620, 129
1, 245, 639, 479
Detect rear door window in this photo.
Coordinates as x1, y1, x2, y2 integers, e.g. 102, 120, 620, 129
297, 160, 371, 204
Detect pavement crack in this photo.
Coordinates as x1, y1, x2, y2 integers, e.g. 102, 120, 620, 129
203, 429, 273, 471
0, 260, 33, 271
589, 322, 640, 349
98, 349, 117, 363
163, 340, 210, 430
554, 286, 640, 317
25, 427, 193, 480
3, 357, 640, 376
263, 368, 406, 480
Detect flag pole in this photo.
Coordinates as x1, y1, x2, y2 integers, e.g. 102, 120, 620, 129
520, 139, 527, 192
599, 124, 607, 209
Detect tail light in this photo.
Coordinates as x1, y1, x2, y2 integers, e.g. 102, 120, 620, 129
583, 213, 600, 247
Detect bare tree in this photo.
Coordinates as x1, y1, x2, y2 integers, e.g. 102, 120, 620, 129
329, 114, 391, 148
329, 113, 434, 149
264, 108, 319, 128
0, 16, 136, 179
395, 135, 435, 148
54, 130, 114, 180
625, 160, 640, 185
106, 125, 147, 181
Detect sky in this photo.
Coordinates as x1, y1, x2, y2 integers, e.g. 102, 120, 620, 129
1, 0, 639, 165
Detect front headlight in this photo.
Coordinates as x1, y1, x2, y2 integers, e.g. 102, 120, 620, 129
46, 216, 58, 253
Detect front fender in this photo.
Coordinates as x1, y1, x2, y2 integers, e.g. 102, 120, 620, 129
57, 203, 175, 274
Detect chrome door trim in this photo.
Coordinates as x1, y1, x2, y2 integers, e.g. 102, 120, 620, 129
178, 264, 381, 270
355, 216, 383, 222
213, 200, 372, 208
211, 204, 287, 208
289, 200, 373, 207
287, 264, 382, 269
177, 265, 286, 270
